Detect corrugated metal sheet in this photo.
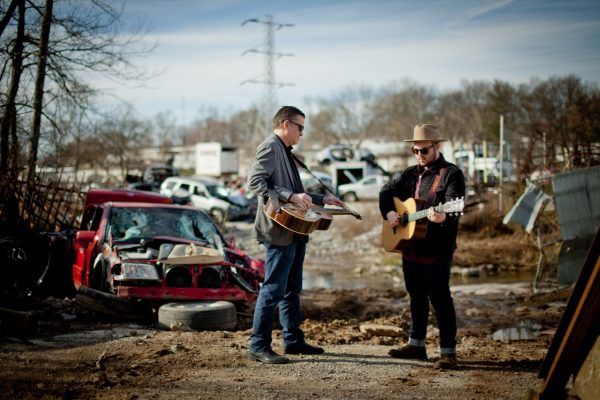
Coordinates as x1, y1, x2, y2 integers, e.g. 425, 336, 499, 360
503, 183, 552, 232
552, 166, 600, 241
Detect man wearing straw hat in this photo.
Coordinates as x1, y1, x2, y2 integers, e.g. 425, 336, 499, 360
379, 124, 466, 369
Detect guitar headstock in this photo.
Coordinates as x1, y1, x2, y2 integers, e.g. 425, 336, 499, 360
442, 197, 464, 215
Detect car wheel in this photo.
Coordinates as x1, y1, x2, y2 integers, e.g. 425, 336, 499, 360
158, 301, 237, 331
75, 286, 153, 321
210, 208, 226, 225
342, 192, 358, 202
90, 255, 111, 292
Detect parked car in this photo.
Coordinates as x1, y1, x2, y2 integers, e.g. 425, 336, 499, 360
143, 164, 178, 185
127, 182, 161, 192
300, 171, 334, 195
337, 174, 389, 201
316, 144, 375, 166
72, 189, 264, 315
160, 176, 252, 223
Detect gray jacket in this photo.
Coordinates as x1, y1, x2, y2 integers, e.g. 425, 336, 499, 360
247, 134, 324, 246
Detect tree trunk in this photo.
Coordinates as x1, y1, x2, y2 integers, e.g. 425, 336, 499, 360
27, 0, 54, 183
0, 0, 19, 39
0, 0, 25, 176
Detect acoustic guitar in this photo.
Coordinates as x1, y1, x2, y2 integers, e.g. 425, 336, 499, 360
264, 198, 362, 235
381, 197, 464, 252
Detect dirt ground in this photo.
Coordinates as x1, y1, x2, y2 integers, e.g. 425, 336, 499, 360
0, 201, 572, 399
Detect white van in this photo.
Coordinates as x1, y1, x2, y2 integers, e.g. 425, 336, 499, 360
160, 177, 251, 223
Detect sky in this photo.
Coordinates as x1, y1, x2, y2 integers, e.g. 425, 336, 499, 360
96, 0, 600, 126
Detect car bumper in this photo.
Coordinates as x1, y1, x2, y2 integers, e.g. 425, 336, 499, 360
115, 286, 256, 302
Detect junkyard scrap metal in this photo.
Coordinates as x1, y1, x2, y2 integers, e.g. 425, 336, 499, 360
72, 189, 264, 308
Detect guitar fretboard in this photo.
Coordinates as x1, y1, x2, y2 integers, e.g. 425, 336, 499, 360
284, 204, 361, 219
407, 204, 444, 222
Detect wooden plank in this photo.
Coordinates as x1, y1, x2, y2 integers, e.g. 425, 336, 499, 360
539, 226, 600, 399
539, 226, 600, 378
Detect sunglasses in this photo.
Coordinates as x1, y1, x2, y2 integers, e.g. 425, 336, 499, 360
288, 120, 304, 132
411, 144, 435, 155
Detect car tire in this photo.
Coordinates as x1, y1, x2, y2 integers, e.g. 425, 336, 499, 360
75, 286, 153, 321
158, 301, 237, 331
90, 255, 111, 292
342, 192, 358, 202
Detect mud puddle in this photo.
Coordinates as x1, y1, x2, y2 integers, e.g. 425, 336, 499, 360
304, 262, 535, 290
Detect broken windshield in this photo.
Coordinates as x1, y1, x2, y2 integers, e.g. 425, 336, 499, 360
108, 206, 221, 246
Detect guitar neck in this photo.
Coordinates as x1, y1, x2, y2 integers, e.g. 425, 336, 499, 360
407, 204, 444, 222
311, 207, 361, 219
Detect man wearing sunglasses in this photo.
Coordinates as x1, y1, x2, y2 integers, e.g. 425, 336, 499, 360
247, 106, 345, 364
379, 124, 466, 369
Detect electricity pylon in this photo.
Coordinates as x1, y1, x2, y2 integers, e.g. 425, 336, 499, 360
241, 15, 294, 137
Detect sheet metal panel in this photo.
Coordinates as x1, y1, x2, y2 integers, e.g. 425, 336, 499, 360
503, 183, 552, 232
552, 166, 600, 241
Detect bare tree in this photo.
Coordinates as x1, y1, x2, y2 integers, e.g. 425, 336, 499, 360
27, 0, 53, 182
0, 0, 19, 38
0, 0, 24, 175
0, 0, 154, 181
307, 84, 381, 147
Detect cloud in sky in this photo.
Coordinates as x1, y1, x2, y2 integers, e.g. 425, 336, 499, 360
95, 0, 600, 124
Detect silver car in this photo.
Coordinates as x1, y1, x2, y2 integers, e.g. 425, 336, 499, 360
337, 175, 389, 202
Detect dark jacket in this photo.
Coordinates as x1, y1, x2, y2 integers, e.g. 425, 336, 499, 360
379, 153, 465, 260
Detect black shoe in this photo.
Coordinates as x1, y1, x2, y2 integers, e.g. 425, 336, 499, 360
284, 342, 325, 355
388, 344, 427, 360
248, 349, 289, 364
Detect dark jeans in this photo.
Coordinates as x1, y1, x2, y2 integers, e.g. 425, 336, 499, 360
402, 255, 457, 351
250, 240, 306, 352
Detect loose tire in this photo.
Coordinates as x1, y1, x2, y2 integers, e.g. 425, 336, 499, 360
158, 301, 237, 331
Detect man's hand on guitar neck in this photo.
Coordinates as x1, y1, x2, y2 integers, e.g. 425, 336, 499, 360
427, 206, 446, 223
323, 195, 345, 208
290, 193, 313, 210
386, 206, 446, 227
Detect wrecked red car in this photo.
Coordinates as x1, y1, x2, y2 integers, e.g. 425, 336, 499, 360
72, 189, 264, 310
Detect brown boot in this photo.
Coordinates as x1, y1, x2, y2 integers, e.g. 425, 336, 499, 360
388, 344, 427, 360
433, 354, 457, 369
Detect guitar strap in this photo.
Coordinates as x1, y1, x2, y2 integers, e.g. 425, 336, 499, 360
425, 167, 446, 206
290, 152, 337, 197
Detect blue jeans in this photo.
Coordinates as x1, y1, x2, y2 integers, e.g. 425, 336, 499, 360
402, 256, 457, 352
250, 240, 306, 352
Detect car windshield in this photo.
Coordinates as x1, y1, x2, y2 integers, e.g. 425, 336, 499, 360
108, 206, 221, 245
206, 184, 230, 199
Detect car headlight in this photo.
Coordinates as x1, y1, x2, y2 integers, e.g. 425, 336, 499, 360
113, 263, 160, 281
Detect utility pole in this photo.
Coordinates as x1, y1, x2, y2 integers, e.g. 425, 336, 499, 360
499, 114, 504, 212
241, 15, 294, 136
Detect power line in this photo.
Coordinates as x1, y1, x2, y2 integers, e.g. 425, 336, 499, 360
241, 15, 294, 136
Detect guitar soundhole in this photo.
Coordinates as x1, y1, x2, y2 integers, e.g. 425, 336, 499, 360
401, 213, 409, 226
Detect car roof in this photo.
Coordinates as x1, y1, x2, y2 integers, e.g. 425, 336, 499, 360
84, 189, 173, 209
109, 202, 197, 211
164, 176, 218, 185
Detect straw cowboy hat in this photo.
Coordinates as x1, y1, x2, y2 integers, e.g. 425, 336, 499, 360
404, 124, 447, 143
